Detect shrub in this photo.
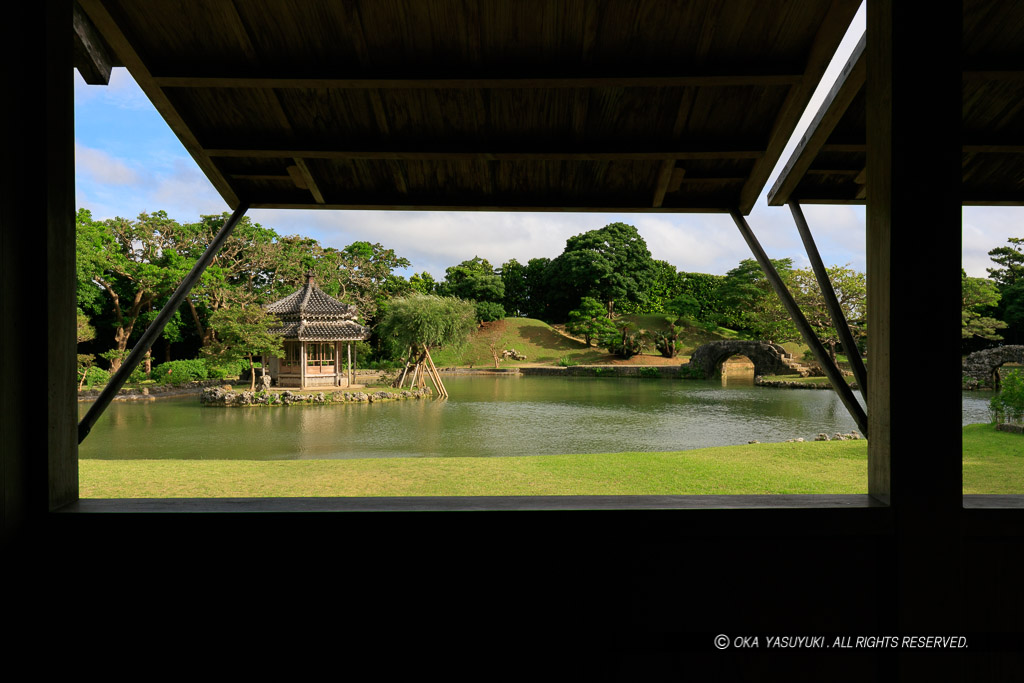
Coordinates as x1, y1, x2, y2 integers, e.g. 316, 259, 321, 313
991, 369, 1024, 424
85, 365, 110, 388
128, 364, 150, 383
639, 366, 660, 378
557, 357, 579, 367
154, 359, 209, 384
476, 301, 506, 322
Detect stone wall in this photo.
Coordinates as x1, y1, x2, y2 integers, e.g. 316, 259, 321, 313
688, 340, 802, 379
200, 386, 432, 406
962, 345, 1024, 388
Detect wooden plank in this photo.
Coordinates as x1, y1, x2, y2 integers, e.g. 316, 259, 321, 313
77, 0, 240, 208
152, 74, 805, 89
73, 2, 112, 85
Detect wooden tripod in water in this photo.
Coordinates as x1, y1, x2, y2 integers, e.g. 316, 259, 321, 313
392, 344, 448, 398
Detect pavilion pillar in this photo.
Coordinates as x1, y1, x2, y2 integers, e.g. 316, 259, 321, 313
866, 0, 961, 645
2, 1, 78, 529
300, 342, 307, 389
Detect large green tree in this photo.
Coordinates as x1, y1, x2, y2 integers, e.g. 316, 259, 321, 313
437, 256, 505, 321
716, 258, 799, 342
545, 222, 656, 320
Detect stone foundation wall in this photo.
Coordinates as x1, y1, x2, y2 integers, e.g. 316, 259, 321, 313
200, 386, 432, 406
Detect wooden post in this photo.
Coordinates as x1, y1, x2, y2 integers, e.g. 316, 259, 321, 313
789, 201, 868, 395
77, 200, 251, 442
424, 346, 448, 398
347, 342, 352, 387
731, 210, 868, 436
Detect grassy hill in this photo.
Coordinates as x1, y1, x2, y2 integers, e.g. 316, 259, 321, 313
427, 316, 741, 368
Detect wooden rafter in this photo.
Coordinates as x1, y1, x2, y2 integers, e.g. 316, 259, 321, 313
151, 73, 804, 90
205, 147, 765, 161
73, 2, 113, 85
77, 0, 240, 208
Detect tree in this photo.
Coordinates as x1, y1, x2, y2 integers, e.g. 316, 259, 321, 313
986, 237, 1024, 288
202, 302, 284, 391
962, 269, 1007, 341
716, 258, 799, 342
375, 294, 477, 359
437, 256, 505, 321
76, 210, 184, 371
565, 297, 617, 347
408, 271, 437, 295
546, 222, 656, 319
499, 258, 529, 317
790, 265, 867, 362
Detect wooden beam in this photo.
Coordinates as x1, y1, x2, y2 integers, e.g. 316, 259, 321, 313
739, 1, 861, 213
77, 0, 240, 207
767, 33, 866, 206
731, 211, 868, 436
151, 73, 804, 89
789, 201, 868, 395
293, 158, 325, 204
651, 160, 676, 208
205, 147, 765, 161
285, 165, 307, 189
250, 200, 734, 213
78, 204, 251, 444
963, 144, 1024, 154
962, 69, 1024, 80
73, 2, 112, 85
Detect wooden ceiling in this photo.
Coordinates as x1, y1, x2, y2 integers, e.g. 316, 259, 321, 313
770, 2, 1024, 207
79, 0, 860, 214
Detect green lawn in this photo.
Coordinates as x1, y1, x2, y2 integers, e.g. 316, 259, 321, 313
78, 424, 1022, 498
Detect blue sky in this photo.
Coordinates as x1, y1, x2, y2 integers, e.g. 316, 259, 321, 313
72, 3, 1015, 280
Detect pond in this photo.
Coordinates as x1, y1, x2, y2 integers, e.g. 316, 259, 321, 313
79, 375, 869, 461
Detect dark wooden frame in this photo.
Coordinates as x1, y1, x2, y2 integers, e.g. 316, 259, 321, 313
4, 4, 1021, 677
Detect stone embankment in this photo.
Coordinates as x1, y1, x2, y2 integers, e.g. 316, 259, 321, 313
747, 431, 862, 444
754, 376, 859, 390
77, 379, 224, 401
200, 386, 432, 406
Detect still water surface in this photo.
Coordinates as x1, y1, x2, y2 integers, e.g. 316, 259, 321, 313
79, 376, 872, 460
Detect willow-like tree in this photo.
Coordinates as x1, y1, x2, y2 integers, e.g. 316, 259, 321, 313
377, 294, 476, 397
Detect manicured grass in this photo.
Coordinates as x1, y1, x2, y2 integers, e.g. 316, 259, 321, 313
962, 423, 1024, 493
80, 440, 869, 498
79, 425, 1022, 498
428, 316, 737, 367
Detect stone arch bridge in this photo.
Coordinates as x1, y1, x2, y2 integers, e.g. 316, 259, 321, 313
687, 340, 807, 380
962, 345, 1024, 388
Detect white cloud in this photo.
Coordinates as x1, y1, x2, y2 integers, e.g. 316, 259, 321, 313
75, 143, 140, 186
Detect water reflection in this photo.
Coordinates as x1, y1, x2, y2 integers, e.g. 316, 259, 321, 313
79, 376, 866, 461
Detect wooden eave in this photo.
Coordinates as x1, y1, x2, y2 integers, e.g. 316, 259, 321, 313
78, 0, 860, 215
769, 3, 1024, 207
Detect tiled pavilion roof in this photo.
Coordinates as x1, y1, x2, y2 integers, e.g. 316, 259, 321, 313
266, 275, 370, 341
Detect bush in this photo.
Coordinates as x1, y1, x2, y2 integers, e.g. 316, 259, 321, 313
639, 366, 660, 378
991, 369, 1024, 424
208, 360, 248, 380
128, 364, 150, 383
557, 356, 579, 367
154, 359, 209, 384
679, 363, 704, 380
85, 365, 110, 388
476, 301, 506, 322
